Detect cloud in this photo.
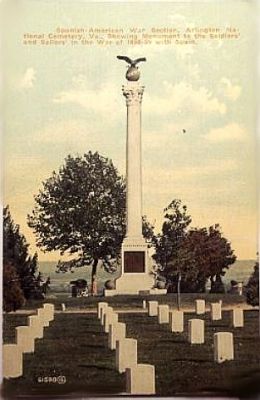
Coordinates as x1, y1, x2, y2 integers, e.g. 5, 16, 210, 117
144, 80, 226, 116
19, 68, 36, 89
221, 78, 241, 101
53, 80, 122, 120
204, 123, 246, 142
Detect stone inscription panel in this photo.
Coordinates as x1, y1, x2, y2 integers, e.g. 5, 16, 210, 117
124, 251, 145, 273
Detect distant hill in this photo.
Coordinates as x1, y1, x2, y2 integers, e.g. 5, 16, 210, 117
38, 259, 255, 293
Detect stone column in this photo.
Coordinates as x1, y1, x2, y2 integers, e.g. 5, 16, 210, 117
123, 82, 145, 241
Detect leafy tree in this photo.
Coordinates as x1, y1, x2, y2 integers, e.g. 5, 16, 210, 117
3, 206, 43, 301
28, 152, 155, 288
28, 152, 127, 287
3, 262, 25, 312
207, 225, 236, 292
153, 200, 236, 293
246, 260, 259, 306
153, 199, 192, 273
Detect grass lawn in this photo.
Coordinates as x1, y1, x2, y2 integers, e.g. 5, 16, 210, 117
20, 292, 246, 310
2, 304, 260, 397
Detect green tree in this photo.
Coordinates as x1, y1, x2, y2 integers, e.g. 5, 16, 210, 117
3, 262, 25, 312
246, 260, 259, 306
28, 152, 127, 287
153, 199, 192, 283
207, 225, 236, 293
28, 152, 155, 287
153, 200, 236, 293
3, 206, 43, 301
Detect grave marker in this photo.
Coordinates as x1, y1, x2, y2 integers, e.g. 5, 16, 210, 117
3, 344, 23, 378
195, 299, 205, 315
158, 305, 169, 324
214, 332, 234, 363
116, 338, 138, 373
169, 311, 184, 333
210, 302, 222, 320
188, 319, 204, 344
148, 301, 158, 316
108, 322, 126, 350
126, 364, 155, 394
16, 326, 35, 353
232, 309, 244, 328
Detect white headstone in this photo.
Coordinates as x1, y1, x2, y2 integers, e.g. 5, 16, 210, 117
61, 303, 66, 312
142, 300, 146, 309
43, 303, 54, 322
210, 302, 222, 320
104, 311, 118, 333
3, 344, 23, 378
214, 332, 234, 363
97, 302, 108, 319
108, 322, 126, 350
158, 305, 169, 324
169, 310, 184, 333
232, 309, 244, 327
126, 364, 155, 395
16, 326, 35, 353
195, 299, 205, 315
28, 315, 44, 339
116, 338, 138, 373
188, 319, 204, 344
101, 306, 113, 326
37, 308, 50, 327
148, 301, 158, 316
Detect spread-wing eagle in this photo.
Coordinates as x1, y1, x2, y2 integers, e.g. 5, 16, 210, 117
117, 55, 147, 66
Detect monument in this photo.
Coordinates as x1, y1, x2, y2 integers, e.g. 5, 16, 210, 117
105, 57, 166, 296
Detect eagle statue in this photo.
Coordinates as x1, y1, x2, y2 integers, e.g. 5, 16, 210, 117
117, 55, 147, 81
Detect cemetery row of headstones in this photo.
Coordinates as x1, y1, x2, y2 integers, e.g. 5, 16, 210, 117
97, 302, 156, 395
3, 303, 55, 379
146, 299, 244, 363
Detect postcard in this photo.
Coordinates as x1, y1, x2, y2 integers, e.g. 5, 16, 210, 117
2, 0, 259, 398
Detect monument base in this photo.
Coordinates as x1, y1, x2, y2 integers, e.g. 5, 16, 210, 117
104, 237, 167, 296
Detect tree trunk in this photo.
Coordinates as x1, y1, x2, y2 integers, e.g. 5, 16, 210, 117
91, 259, 98, 296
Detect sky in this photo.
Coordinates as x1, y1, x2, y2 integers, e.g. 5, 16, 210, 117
2, 0, 258, 261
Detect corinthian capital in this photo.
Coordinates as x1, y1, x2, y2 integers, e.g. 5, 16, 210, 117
122, 84, 145, 106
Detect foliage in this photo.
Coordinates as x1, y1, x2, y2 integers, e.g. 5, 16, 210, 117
153, 199, 192, 270
3, 206, 43, 301
153, 200, 236, 293
246, 261, 259, 306
3, 262, 25, 312
28, 152, 155, 285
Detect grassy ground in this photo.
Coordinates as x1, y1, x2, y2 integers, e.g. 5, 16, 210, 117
20, 292, 246, 310
119, 310, 260, 397
2, 306, 260, 398
2, 313, 125, 398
